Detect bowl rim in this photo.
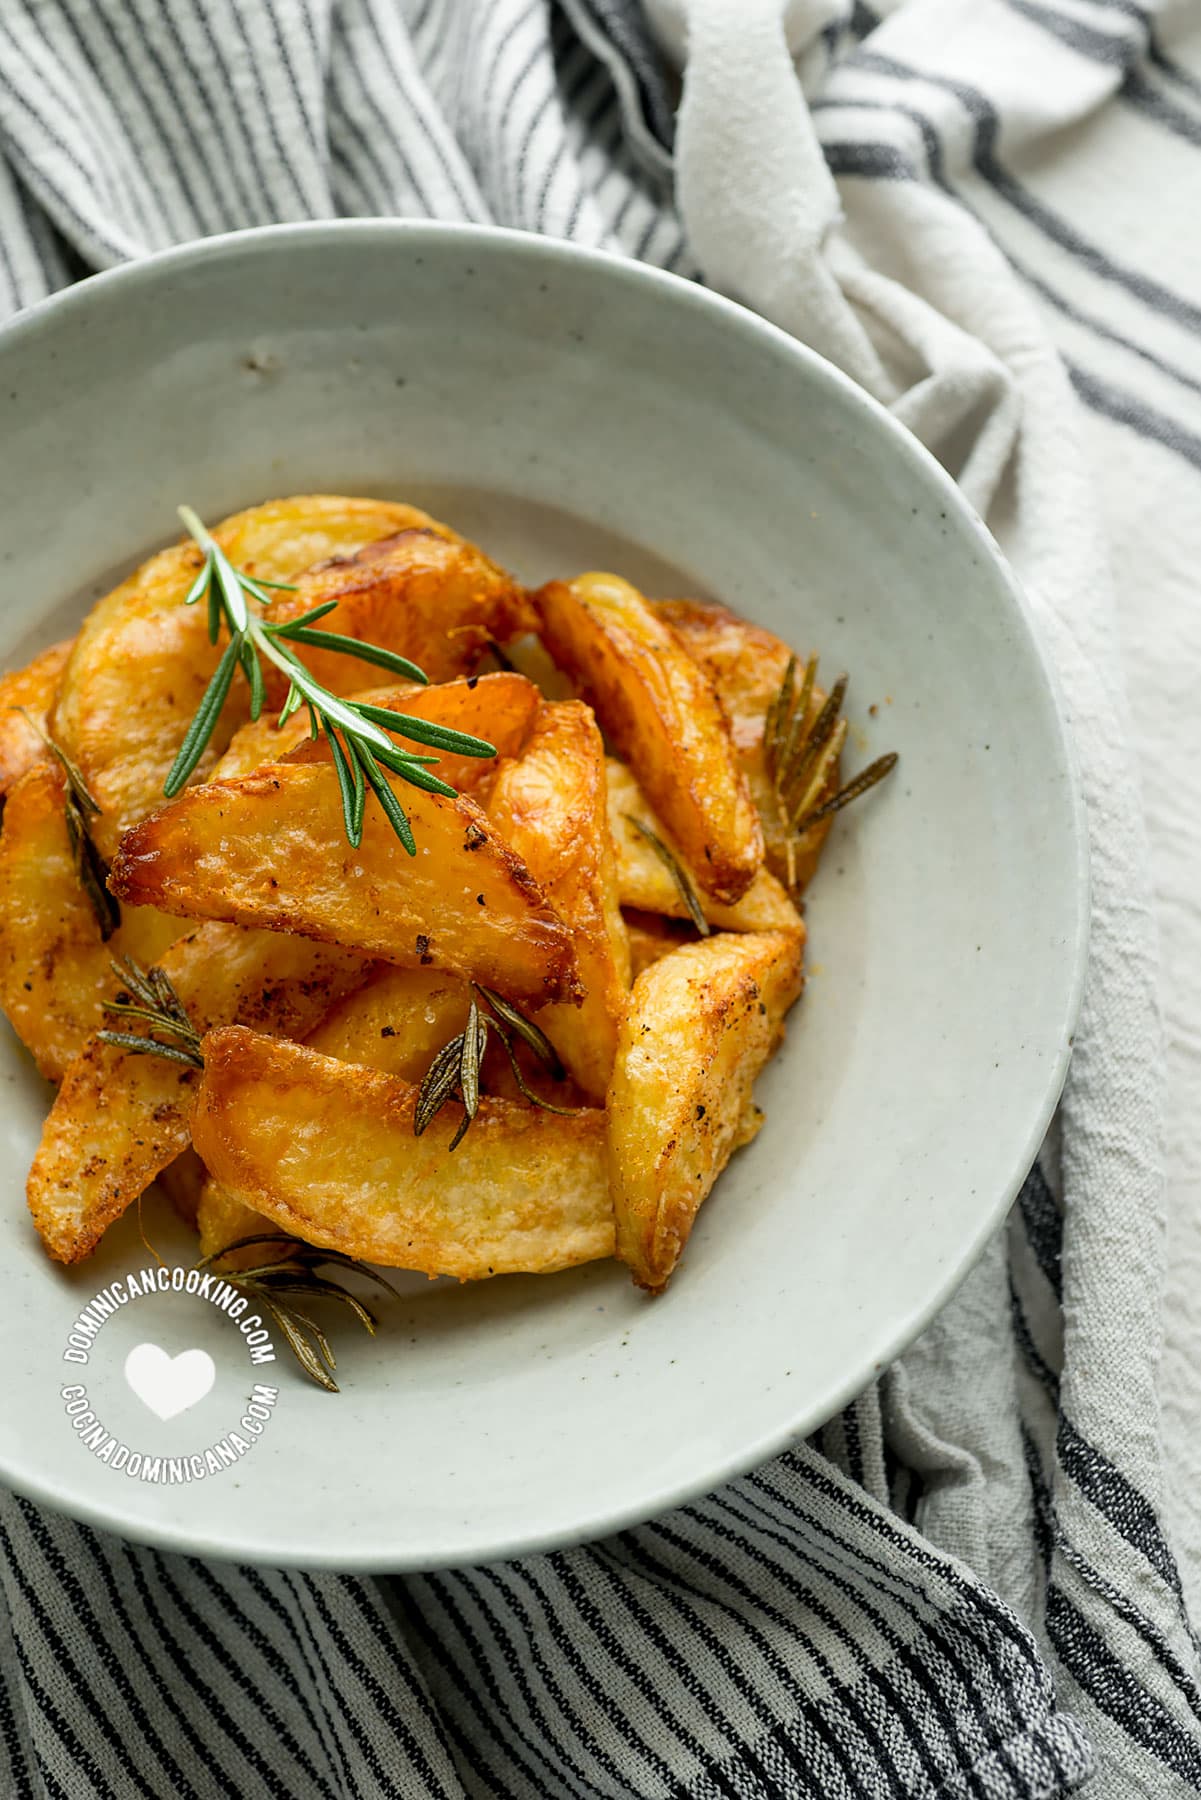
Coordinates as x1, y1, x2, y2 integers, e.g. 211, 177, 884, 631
0, 218, 1089, 1569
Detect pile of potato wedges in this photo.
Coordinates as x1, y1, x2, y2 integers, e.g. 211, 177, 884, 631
0, 495, 849, 1295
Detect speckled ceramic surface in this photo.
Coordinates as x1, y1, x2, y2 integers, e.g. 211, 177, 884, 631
0, 222, 1087, 1570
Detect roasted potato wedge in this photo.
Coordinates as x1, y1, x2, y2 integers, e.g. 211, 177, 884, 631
110, 765, 582, 1007
264, 528, 532, 695
213, 672, 540, 792
307, 962, 588, 1108
51, 495, 483, 858
27, 925, 365, 1263
0, 763, 179, 1080
282, 671, 541, 794
606, 759, 803, 934
202, 960, 590, 1255
535, 574, 763, 903
0, 638, 73, 797
193, 1029, 614, 1278
607, 930, 804, 1291
487, 702, 629, 1099
656, 599, 837, 891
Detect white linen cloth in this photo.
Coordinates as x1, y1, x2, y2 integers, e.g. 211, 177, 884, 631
0, 1, 1199, 1794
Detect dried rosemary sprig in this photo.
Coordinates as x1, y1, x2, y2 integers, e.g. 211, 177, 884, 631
97, 955, 203, 1069
623, 815, 710, 937
196, 1234, 399, 1393
167, 506, 498, 854
763, 655, 897, 889
11, 708, 120, 939
414, 984, 578, 1149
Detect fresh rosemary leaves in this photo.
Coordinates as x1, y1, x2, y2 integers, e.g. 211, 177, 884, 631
414, 985, 578, 1150
168, 506, 498, 854
623, 814, 710, 937
11, 709, 120, 939
764, 655, 897, 890
97, 956, 203, 1069
197, 1235, 399, 1393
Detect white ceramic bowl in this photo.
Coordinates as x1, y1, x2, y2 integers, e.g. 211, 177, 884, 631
0, 222, 1086, 1569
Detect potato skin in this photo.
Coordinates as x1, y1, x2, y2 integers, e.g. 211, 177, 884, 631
536, 574, 763, 904
26, 924, 366, 1263
110, 764, 583, 1007
263, 528, 532, 695
193, 1028, 614, 1278
655, 599, 836, 892
607, 930, 804, 1292
0, 638, 72, 798
488, 702, 630, 1099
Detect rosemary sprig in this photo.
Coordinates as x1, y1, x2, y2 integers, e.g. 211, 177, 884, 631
414, 984, 578, 1149
11, 708, 120, 939
97, 955, 203, 1068
763, 656, 898, 889
624, 815, 710, 937
197, 1234, 399, 1393
166, 506, 499, 854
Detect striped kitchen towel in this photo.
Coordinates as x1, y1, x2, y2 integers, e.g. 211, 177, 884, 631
1, 0, 1199, 1795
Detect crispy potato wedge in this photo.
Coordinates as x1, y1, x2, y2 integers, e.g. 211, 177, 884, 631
307, 962, 588, 1110
607, 930, 804, 1291
535, 574, 763, 903
307, 964, 472, 1079
264, 528, 531, 695
212, 672, 539, 793
0, 764, 179, 1080
110, 764, 582, 1006
655, 599, 837, 892
606, 759, 803, 934
26, 925, 365, 1263
194, 966, 482, 1263
487, 702, 629, 1099
0, 638, 73, 797
204, 960, 593, 1256
283, 672, 541, 794
52, 495, 469, 859
193, 1029, 614, 1278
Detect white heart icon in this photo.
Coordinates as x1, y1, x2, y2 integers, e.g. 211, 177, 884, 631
124, 1343, 216, 1421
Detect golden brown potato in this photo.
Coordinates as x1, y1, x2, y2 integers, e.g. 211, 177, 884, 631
26, 925, 366, 1263
0, 638, 73, 797
263, 529, 532, 695
0, 763, 179, 1081
53, 496, 443, 859
282, 671, 541, 795
535, 574, 763, 903
307, 962, 587, 1111
192, 1028, 614, 1278
487, 702, 629, 1099
606, 760, 803, 934
655, 599, 836, 891
213, 672, 539, 794
607, 930, 804, 1291
110, 763, 582, 1007
194, 966, 484, 1263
